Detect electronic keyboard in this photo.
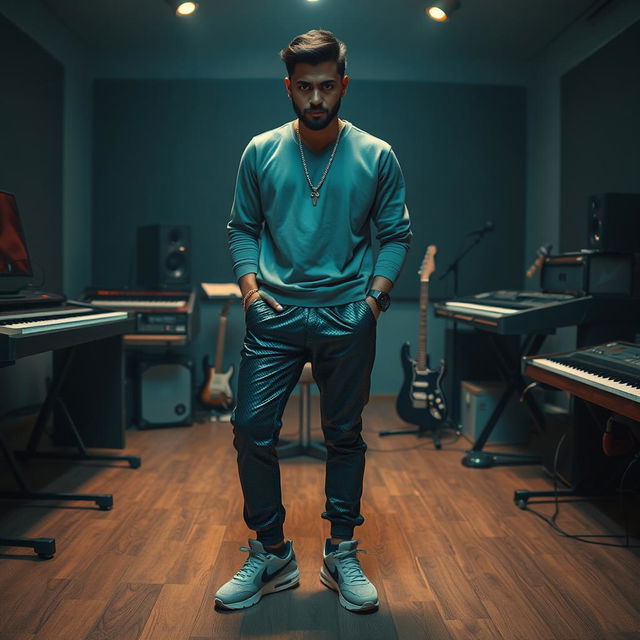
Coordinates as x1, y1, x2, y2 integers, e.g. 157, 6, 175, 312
524, 342, 640, 421
434, 290, 594, 334
0, 306, 128, 336
80, 288, 198, 339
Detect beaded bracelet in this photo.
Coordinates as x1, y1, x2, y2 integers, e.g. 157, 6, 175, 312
242, 288, 260, 310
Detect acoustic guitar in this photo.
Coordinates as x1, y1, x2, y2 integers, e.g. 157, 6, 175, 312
199, 298, 234, 412
396, 244, 448, 438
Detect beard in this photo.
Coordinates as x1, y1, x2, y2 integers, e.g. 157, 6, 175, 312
292, 98, 342, 131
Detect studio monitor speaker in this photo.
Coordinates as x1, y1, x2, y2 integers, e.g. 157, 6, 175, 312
137, 224, 191, 288
137, 358, 193, 428
587, 193, 640, 253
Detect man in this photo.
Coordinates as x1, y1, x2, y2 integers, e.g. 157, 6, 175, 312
215, 29, 412, 613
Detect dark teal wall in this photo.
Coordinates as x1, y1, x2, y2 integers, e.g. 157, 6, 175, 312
92, 78, 526, 301
0, 13, 63, 291
0, 12, 64, 411
560, 19, 640, 252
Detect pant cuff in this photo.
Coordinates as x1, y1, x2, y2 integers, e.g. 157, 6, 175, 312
256, 525, 285, 546
330, 525, 354, 540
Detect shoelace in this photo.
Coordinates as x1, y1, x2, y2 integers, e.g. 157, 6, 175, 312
233, 546, 270, 581
332, 548, 369, 584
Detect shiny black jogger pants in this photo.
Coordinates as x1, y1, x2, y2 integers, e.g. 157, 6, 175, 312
231, 297, 377, 545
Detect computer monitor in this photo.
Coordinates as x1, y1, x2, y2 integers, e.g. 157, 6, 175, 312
0, 190, 34, 294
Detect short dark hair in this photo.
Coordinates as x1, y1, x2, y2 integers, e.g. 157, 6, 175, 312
280, 30, 347, 78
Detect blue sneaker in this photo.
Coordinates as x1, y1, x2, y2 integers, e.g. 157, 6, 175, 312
320, 539, 379, 612
214, 539, 299, 610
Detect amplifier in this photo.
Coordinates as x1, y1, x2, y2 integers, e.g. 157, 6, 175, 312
137, 357, 193, 428
541, 251, 634, 297
460, 380, 532, 445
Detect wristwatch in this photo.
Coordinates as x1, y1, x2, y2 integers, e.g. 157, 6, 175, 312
367, 289, 391, 312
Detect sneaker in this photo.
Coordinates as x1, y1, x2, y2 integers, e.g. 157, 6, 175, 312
320, 539, 379, 612
214, 539, 299, 610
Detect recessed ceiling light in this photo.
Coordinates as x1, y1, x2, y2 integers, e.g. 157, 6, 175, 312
166, 1, 199, 16
426, 0, 460, 22
177, 2, 198, 15
428, 7, 447, 21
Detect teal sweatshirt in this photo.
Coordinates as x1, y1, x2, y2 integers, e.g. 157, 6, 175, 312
227, 120, 412, 306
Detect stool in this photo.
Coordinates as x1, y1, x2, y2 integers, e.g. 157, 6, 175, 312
277, 362, 326, 460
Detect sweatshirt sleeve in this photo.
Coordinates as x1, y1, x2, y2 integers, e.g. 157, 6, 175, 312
370, 148, 413, 284
226, 140, 264, 280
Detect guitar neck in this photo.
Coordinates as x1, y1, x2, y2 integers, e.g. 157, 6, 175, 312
213, 315, 227, 372
213, 300, 232, 372
416, 280, 429, 370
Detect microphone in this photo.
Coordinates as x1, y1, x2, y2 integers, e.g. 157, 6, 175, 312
526, 243, 552, 278
467, 221, 495, 236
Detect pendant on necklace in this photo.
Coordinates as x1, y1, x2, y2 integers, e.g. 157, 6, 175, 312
311, 189, 319, 206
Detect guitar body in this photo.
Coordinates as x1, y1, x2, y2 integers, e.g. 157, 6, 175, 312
199, 355, 234, 411
396, 342, 448, 432
394, 245, 449, 440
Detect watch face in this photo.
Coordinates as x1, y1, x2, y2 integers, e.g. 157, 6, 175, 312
377, 292, 391, 311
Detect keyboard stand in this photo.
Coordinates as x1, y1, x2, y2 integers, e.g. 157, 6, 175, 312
0, 429, 57, 559
1, 312, 138, 559
462, 331, 547, 468
13, 346, 141, 470
0, 346, 142, 558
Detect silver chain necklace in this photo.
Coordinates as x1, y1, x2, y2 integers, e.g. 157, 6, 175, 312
295, 121, 344, 206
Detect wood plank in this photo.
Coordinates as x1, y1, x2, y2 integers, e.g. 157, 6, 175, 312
84, 582, 163, 640
138, 584, 203, 640
32, 599, 108, 640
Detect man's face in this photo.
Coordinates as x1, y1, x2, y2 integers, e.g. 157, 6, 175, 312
285, 60, 349, 131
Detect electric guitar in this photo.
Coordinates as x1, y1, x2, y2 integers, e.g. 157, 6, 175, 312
396, 244, 448, 435
199, 298, 234, 412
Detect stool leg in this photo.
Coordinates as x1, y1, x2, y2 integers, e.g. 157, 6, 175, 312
300, 381, 310, 447
277, 381, 326, 460
302, 382, 326, 460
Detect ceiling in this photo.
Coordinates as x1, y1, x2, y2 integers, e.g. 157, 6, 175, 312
39, 0, 608, 79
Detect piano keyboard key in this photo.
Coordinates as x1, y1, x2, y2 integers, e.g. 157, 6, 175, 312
2, 311, 128, 335
2, 307, 94, 321
530, 357, 640, 403
442, 301, 521, 317
90, 299, 185, 309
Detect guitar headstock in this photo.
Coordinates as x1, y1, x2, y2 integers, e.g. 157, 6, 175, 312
419, 245, 437, 283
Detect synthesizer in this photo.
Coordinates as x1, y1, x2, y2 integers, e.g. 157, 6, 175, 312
434, 290, 598, 334
524, 341, 640, 421
81, 288, 198, 340
0, 304, 135, 362
0, 305, 128, 336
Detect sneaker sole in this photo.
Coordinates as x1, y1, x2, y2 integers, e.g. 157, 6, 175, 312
214, 567, 300, 611
320, 565, 379, 612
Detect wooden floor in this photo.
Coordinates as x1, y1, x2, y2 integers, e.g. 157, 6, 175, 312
1, 395, 639, 640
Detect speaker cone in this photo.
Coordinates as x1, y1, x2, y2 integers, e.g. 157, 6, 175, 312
165, 250, 186, 277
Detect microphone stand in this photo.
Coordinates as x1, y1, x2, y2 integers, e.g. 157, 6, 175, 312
439, 231, 488, 293
437, 230, 492, 439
